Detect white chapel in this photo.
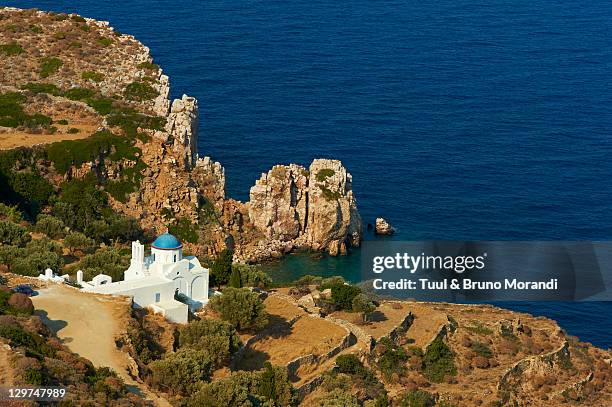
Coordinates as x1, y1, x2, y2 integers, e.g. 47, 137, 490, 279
81, 233, 209, 323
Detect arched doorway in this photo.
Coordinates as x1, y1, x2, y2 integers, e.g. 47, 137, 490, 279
173, 276, 187, 295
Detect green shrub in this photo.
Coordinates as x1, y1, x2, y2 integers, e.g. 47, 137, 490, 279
53, 32, 66, 40
352, 293, 376, 321
0, 324, 56, 358
422, 337, 456, 382
64, 231, 96, 255
64, 87, 95, 101
471, 341, 493, 358
52, 175, 107, 231
97, 37, 112, 47
21, 82, 61, 95
336, 354, 363, 375
0, 203, 23, 223
67, 128, 80, 134
29, 25, 43, 34
46, 130, 139, 174
137, 61, 160, 70
70, 40, 82, 48
56, 119, 69, 125
86, 97, 114, 115
149, 349, 212, 395
316, 168, 335, 182
396, 390, 436, 407
106, 111, 166, 137
232, 264, 271, 288
0, 92, 52, 129
0, 42, 23, 56
124, 81, 158, 101
228, 267, 241, 288
210, 249, 233, 286
377, 337, 408, 379
12, 250, 63, 277
0, 220, 31, 246
318, 184, 341, 201
69, 246, 129, 281
331, 283, 361, 311
465, 321, 493, 336
166, 216, 198, 244
208, 287, 268, 331
186, 366, 295, 407
105, 161, 146, 203
179, 319, 241, 369
40, 57, 63, 78
34, 214, 66, 239
81, 71, 104, 82
71, 15, 86, 23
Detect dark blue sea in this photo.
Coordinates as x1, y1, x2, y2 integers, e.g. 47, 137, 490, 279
8, 1, 612, 348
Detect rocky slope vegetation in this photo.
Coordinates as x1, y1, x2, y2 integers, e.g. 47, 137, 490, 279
0, 7, 361, 262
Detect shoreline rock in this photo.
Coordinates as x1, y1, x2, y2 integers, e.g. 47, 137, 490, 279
375, 217, 395, 235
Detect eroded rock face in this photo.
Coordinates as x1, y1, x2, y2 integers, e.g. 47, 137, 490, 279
247, 159, 362, 257
248, 164, 309, 242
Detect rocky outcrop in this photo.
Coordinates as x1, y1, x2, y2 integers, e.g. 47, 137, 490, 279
249, 164, 309, 241
375, 217, 395, 235
0, 7, 364, 263
247, 159, 362, 257
165, 95, 199, 170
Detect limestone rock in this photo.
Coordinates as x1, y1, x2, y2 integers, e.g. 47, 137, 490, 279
304, 159, 362, 255
247, 158, 362, 257
375, 217, 395, 235
248, 164, 308, 241
166, 95, 199, 170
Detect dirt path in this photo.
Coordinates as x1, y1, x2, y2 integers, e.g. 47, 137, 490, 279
0, 124, 98, 150
31, 284, 171, 407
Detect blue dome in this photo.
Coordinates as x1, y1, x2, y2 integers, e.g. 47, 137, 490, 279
151, 233, 182, 250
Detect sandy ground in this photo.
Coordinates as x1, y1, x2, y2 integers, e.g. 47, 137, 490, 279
0, 124, 97, 150
236, 295, 347, 374
31, 284, 171, 407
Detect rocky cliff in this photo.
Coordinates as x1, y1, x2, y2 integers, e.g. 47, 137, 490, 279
0, 7, 362, 262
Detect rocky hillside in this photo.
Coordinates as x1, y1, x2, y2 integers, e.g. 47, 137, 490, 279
0, 7, 362, 262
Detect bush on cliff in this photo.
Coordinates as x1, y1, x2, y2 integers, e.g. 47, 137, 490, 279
39, 57, 62, 78
46, 130, 139, 174
208, 287, 268, 331
0, 42, 23, 56
124, 81, 158, 101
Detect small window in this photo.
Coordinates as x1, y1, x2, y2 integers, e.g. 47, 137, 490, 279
155, 293, 161, 303
173, 254, 176, 262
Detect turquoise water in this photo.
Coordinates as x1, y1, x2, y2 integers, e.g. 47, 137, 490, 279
9, 0, 612, 348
